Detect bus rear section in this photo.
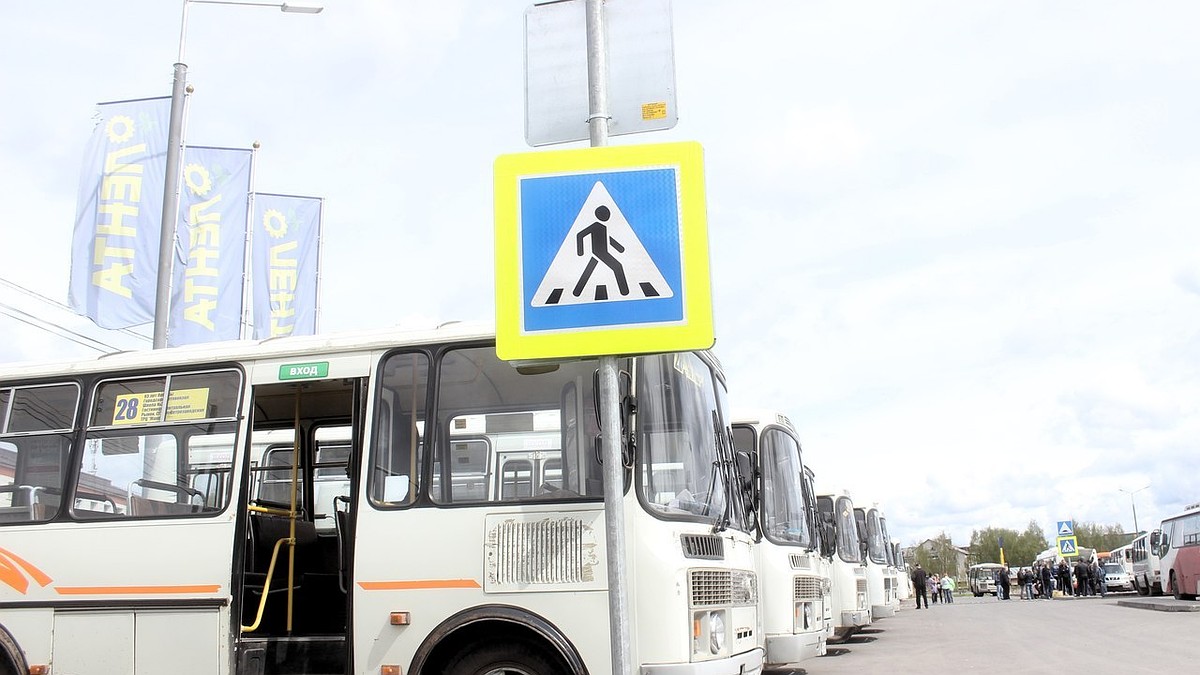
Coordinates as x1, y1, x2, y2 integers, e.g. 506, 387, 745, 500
1159, 503, 1200, 601
1131, 529, 1165, 596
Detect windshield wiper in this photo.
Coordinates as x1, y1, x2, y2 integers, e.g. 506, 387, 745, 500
710, 411, 733, 534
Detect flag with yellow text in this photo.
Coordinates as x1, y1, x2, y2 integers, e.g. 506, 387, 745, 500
167, 146, 253, 347
68, 97, 170, 328
251, 194, 321, 339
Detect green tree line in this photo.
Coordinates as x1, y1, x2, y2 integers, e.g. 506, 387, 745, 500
967, 520, 1133, 566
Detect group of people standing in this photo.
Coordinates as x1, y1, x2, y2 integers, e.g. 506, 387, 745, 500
910, 557, 1109, 608
1013, 559, 1108, 599
908, 564, 954, 608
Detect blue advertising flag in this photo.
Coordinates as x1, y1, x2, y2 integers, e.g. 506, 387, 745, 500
167, 146, 253, 347
68, 97, 170, 328
251, 194, 322, 339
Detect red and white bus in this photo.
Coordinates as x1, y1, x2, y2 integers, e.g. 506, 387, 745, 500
0, 324, 764, 675
1159, 502, 1200, 600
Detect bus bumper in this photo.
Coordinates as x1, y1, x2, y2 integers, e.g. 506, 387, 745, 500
764, 632, 825, 666
871, 604, 896, 620
840, 609, 870, 627
641, 648, 764, 675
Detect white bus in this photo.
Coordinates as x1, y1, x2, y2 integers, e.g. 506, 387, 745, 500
815, 492, 870, 641
1159, 502, 1200, 600
854, 506, 898, 619
888, 537, 911, 601
731, 410, 830, 668
0, 324, 764, 675
1131, 529, 1165, 596
1107, 544, 1133, 571
876, 512, 902, 610
968, 563, 1005, 597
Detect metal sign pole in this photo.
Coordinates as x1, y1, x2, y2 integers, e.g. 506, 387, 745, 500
586, 3, 634, 674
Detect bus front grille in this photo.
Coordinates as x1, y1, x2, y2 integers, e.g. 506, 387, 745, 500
690, 569, 732, 607
794, 575, 822, 601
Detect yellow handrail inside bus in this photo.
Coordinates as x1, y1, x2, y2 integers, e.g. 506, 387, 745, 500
241, 391, 304, 634
241, 535, 293, 633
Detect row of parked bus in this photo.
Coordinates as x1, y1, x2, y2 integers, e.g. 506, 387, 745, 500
0, 324, 902, 675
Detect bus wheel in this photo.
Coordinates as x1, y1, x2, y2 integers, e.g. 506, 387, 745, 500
443, 641, 565, 675
0, 625, 29, 675
1171, 572, 1183, 601
1135, 578, 1149, 596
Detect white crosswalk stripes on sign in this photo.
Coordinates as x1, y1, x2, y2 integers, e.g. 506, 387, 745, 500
531, 181, 673, 307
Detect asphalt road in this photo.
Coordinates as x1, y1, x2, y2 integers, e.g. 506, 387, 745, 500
788, 592, 1200, 674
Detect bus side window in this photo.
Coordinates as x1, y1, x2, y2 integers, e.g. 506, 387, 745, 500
0, 384, 78, 523
74, 371, 241, 519
369, 351, 429, 507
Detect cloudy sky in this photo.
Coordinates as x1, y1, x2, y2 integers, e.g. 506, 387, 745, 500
1, 0, 1198, 548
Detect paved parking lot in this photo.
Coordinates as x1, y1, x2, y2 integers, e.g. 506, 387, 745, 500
784, 593, 1200, 674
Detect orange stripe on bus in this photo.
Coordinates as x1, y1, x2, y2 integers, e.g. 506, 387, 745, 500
55, 585, 222, 595
358, 579, 481, 591
0, 546, 53, 594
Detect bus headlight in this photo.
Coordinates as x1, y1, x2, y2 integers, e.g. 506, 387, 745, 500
795, 601, 814, 631
709, 611, 726, 654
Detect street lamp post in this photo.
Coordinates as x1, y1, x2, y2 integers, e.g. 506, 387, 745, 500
153, 0, 323, 348
1119, 484, 1151, 534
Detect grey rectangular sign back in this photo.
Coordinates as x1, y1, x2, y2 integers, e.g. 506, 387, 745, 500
525, 0, 678, 147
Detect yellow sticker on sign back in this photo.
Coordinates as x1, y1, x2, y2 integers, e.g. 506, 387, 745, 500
494, 142, 713, 361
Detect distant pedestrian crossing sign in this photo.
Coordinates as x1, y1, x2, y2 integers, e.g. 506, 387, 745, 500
1056, 520, 1074, 537
494, 142, 712, 360
1057, 536, 1078, 556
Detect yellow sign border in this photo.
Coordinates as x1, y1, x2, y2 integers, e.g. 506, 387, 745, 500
494, 141, 712, 361
1056, 535, 1079, 556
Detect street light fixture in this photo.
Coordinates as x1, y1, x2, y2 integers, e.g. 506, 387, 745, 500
153, 0, 324, 348
1119, 484, 1151, 534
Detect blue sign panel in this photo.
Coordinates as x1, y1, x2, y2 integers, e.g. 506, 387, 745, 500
519, 167, 683, 333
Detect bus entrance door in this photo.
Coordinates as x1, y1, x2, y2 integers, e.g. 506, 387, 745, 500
236, 377, 361, 675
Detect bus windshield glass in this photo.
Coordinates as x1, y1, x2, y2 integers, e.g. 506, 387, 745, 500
866, 509, 888, 564
757, 427, 812, 547
819, 495, 861, 563
637, 352, 736, 529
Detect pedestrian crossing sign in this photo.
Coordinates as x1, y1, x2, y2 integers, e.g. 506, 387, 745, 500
1057, 536, 1078, 556
494, 142, 713, 360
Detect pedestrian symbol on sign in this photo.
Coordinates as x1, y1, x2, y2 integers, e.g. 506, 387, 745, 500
531, 181, 673, 307
1057, 537, 1077, 556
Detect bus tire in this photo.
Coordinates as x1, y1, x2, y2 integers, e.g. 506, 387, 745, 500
1135, 578, 1149, 596
0, 624, 29, 675
1171, 572, 1183, 601
442, 640, 565, 675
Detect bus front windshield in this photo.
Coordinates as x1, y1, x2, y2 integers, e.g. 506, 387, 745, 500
819, 496, 861, 563
757, 427, 812, 547
866, 509, 888, 564
637, 352, 742, 531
